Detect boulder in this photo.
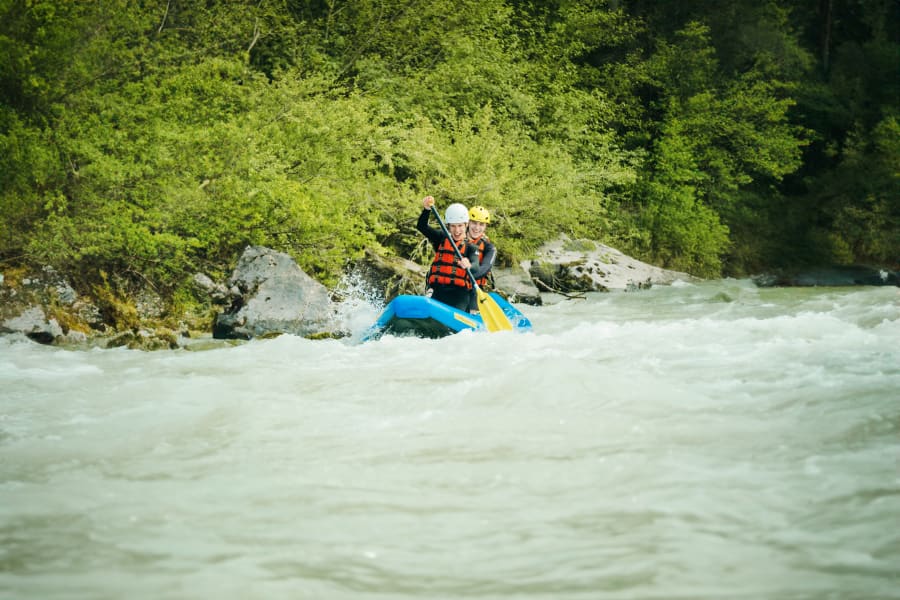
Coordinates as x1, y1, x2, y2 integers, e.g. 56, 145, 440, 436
213, 246, 338, 340
0, 266, 97, 345
1, 306, 64, 345
105, 328, 179, 351
526, 235, 697, 292
491, 264, 542, 305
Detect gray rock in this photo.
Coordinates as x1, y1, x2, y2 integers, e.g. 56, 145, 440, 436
131, 329, 178, 351
526, 235, 697, 292
72, 299, 104, 329
213, 246, 337, 340
192, 272, 234, 304
0, 267, 103, 345
491, 264, 542, 305
60, 330, 88, 345
105, 330, 136, 349
1, 306, 64, 345
42, 266, 78, 305
134, 288, 165, 320
1, 267, 79, 311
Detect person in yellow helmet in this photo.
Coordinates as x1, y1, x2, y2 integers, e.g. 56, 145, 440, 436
417, 196, 480, 311
465, 205, 496, 313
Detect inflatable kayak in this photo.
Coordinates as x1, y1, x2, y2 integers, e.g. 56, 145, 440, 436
363, 293, 532, 340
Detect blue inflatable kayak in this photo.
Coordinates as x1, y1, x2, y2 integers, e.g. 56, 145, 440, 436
363, 293, 532, 340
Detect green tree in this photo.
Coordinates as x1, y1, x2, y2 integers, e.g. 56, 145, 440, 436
784, 0, 900, 266
608, 21, 807, 274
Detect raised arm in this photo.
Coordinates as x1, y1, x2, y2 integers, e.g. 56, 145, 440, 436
416, 196, 445, 248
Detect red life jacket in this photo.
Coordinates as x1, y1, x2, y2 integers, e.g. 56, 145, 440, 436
427, 237, 473, 289
469, 235, 489, 287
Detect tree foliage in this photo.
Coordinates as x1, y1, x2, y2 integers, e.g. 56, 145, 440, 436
0, 0, 896, 319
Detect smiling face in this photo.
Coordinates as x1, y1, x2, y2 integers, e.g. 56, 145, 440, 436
468, 220, 487, 239
448, 222, 467, 242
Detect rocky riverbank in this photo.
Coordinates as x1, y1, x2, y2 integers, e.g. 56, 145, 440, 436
3, 236, 894, 349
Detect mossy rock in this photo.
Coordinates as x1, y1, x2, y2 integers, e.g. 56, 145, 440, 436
105, 328, 179, 350
529, 260, 596, 293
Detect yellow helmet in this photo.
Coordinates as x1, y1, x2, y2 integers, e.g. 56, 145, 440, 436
468, 205, 490, 224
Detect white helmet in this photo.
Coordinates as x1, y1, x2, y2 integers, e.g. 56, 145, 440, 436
444, 203, 469, 224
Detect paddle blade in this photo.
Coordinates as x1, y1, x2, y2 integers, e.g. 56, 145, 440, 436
477, 288, 513, 332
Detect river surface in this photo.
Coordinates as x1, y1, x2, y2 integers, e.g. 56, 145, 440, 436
1, 280, 898, 599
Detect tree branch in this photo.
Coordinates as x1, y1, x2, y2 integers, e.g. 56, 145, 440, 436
157, 0, 171, 35
248, 20, 261, 54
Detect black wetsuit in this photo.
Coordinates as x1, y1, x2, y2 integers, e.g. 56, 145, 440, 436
416, 209, 480, 311
467, 236, 496, 312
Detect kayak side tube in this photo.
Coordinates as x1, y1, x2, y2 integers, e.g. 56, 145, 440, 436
363, 293, 532, 340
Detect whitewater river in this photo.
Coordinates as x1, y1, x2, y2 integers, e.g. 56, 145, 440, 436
1, 280, 898, 599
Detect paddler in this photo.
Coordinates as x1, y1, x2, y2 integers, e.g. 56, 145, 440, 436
417, 196, 480, 312
465, 205, 496, 314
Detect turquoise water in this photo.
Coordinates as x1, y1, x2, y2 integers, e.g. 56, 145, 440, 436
1, 280, 898, 599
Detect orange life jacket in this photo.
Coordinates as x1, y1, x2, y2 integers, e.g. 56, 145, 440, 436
427, 237, 473, 289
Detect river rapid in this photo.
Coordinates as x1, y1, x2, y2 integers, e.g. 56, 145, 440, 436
1, 280, 898, 600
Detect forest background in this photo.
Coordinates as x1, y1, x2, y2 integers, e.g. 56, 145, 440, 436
1, 0, 897, 319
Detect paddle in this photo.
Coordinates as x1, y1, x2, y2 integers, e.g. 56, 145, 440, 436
429, 205, 513, 332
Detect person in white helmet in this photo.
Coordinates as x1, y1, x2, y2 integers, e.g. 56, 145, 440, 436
417, 195, 480, 311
